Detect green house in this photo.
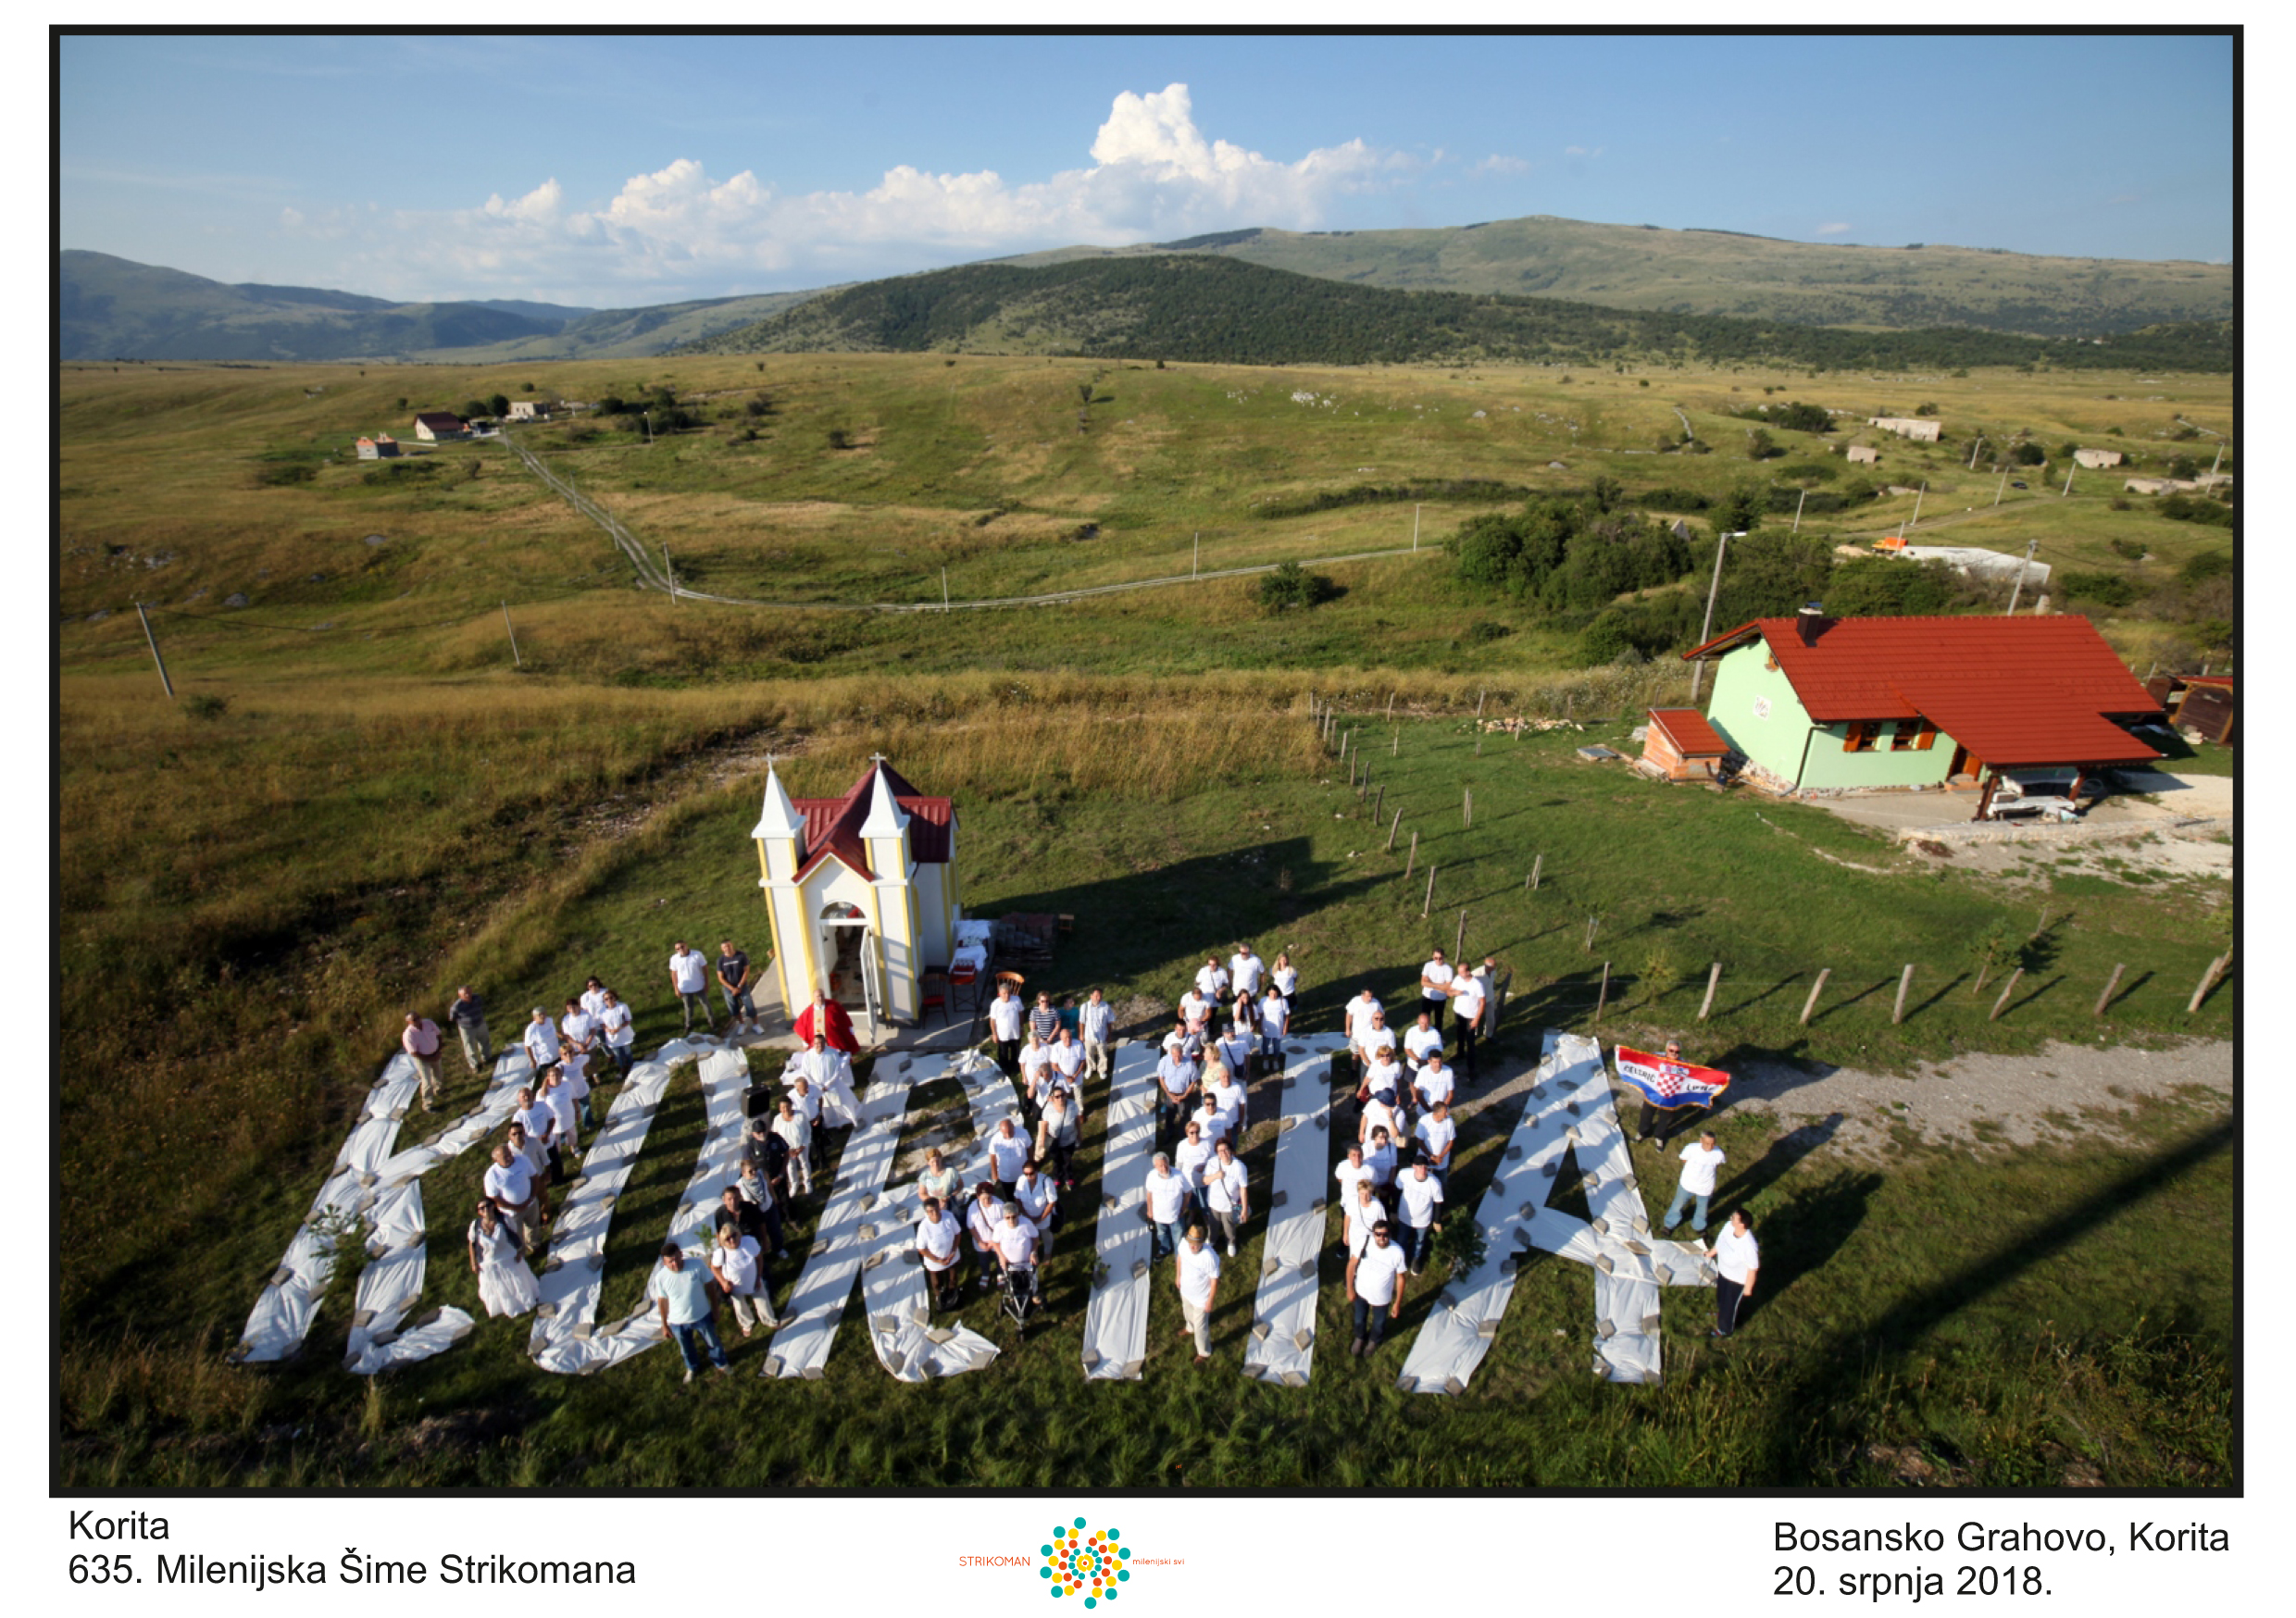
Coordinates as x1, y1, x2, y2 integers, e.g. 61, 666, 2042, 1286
1684, 611, 2163, 799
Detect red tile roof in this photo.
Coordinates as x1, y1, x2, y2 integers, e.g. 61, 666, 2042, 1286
790, 762, 954, 882
1647, 707, 1730, 757
1684, 616, 2163, 767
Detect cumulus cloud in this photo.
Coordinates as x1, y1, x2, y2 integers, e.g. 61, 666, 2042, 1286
306, 84, 1394, 302
1813, 221, 1853, 236
1470, 154, 1530, 177
1562, 144, 1603, 158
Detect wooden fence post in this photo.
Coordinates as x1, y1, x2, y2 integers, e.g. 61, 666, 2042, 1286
1463, 788, 1472, 828
1391, 728, 1399, 756
1594, 962, 1611, 1023
1989, 967, 2023, 1022
2092, 963, 2128, 1017
1454, 909, 1467, 961
1386, 691, 1395, 721
1799, 968, 1832, 1026
1386, 807, 1402, 851
1404, 831, 1417, 878
1531, 853, 1542, 890
1373, 783, 1384, 820
1583, 915, 1598, 952
1349, 756, 1358, 789
1891, 964, 1915, 1025
2188, 952, 2230, 1014
1698, 962, 1722, 1022
1423, 865, 1437, 918
1475, 734, 1483, 757
1477, 689, 1486, 717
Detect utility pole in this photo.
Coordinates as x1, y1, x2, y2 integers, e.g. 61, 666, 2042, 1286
1412, 504, 1421, 551
942, 567, 950, 612
663, 541, 677, 603
643, 411, 654, 446
1967, 436, 1982, 470
502, 602, 522, 667
1791, 488, 1807, 532
133, 602, 175, 698
1192, 532, 1200, 579
2005, 538, 2040, 616
2062, 462, 2076, 497
1906, 482, 1926, 534
1994, 469, 2008, 506
2210, 442, 2226, 478
1688, 530, 1743, 703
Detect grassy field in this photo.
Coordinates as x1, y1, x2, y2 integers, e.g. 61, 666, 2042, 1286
56, 352, 2234, 1487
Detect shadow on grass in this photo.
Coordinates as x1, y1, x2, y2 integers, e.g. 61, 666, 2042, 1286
1809, 975, 1893, 1024
1717, 974, 1802, 1018
2101, 969, 2153, 1014
1742, 1163, 1883, 1318
1751, 1116, 2236, 1481
2003, 974, 2067, 1017
1715, 1111, 1847, 1212
1903, 970, 1969, 1021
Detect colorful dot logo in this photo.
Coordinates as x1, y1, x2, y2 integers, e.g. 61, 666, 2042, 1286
1040, 1515, 1131, 1607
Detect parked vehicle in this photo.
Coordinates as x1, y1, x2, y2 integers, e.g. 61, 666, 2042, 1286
1983, 772, 2099, 822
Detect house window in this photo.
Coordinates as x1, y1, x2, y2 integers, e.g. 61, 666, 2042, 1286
1890, 721, 1918, 752
1843, 723, 1878, 753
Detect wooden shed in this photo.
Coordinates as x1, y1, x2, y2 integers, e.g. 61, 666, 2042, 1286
2146, 674, 2236, 745
1643, 706, 1732, 781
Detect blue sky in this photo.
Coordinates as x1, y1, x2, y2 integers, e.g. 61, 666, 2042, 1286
59, 33, 2234, 308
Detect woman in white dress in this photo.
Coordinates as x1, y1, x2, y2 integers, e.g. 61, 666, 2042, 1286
467, 1196, 540, 1318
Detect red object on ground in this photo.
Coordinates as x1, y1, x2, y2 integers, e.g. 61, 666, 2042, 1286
794, 997, 857, 1053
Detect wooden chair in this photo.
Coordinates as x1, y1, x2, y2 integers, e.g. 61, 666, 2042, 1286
994, 969, 1027, 997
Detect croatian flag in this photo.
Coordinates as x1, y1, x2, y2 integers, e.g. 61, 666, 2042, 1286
1616, 1046, 1732, 1111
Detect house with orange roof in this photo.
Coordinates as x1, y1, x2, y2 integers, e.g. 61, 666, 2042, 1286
1681, 607, 2165, 814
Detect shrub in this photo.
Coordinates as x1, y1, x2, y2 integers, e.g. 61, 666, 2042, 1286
826, 427, 853, 450
181, 693, 231, 721
2179, 550, 2233, 585
1257, 562, 1336, 614
1639, 485, 1710, 512
1775, 460, 1839, 484
2109, 538, 2147, 559
1465, 618, 1513, 644
2013, 442, 2047, 466
254, 461, 318, 487
2060, 570, 2140, 608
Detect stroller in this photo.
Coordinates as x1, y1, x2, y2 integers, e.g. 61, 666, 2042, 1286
998, 1262, 1041, 1338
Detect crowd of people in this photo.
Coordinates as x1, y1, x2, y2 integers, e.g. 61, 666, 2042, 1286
419, 931, 1758, 1381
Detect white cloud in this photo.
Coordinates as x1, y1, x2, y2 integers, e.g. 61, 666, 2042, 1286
1470, 154, 1530, 178
1813, 221, 1853, 236
312, 84, 1394, 303
1562, 144, 1603, 159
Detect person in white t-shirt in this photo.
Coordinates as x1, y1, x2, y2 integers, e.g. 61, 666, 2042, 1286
1447, 970, 1486, 1081
967, 1185, 1004, 1293
1034, 1089, 1082, 1192
1333, 1143, 1374, 1247
916, 1197, 964, 1311
1256, 985, 1290, 1071
668, 940, 711, 1034
1193, 1093, 1231, 1155
1078, 988, 1116, 1081
1194, 956, 1230, 1004
985, 1116, 1029, 1195
1665, 1131, 1728, 1238
1410, 1053, 1454, 1141
988, 983, 1026, 1075
580, 976, 609, 1022
1048, 1028, 1086, 1095
1014, 1162, 1058, 1257
786, 1077, 825, 1172
772, 1098, 814, 1196
1361, 1049, 1404, 1109
595, 989, 635, 1079
1142, 1154, 1186, 1260
993, 1202, 1040, 1307
709, 1223, 778, 1337
1229, 945, 1265, 999
1173, 1120, 1213, 1227
1173, 1225, 1221, 1364
559, 998, 596, 1061
521, 1007, 559, 1077
1417, 949, 1455, 1033
1215, 1023, 1254, 1105
1017, 1033, 1054, 1127
1271, 952, 1298, 998
1394, 1162, 1444, 1275
541, 1067, 581, 1162
1178, 987, 1213, 1037
1344, 991, 1386, 1089
1359, 1091, 1399, 1151
482, 1143, 545, 1253
1346, 1221, 1410, 1356
1706, 1210, 1760, 1337
1342, 1176, 1386, 1261
1415, 1100, 1457, 1185
1403, 1010, 1443, 1078
1205, 1062, 1247, 1135
1202, 1139, 1249, 1258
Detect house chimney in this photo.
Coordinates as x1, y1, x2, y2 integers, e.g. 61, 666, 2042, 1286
1797, 602, 1827, 644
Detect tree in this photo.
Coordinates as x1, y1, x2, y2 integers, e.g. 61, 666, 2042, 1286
1915, 402, 1939, 417
1746, 428, 1777, 461
1711, 481, 1766, 541
1257, 561, 1336, 614
2166, 454, 2200, 479
461, 399, 490, 422
488, 392, 511, 418
2013, 442, 2047, 466
1590, 475, 1623, 513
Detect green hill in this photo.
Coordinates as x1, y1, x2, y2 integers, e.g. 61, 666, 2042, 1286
999, 215, 2232, 338
678, 254, 2233, 372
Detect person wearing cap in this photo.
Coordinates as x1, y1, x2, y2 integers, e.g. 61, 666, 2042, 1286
521, 1006, 558, 1077
401, 1010, 444, 1111
1394, 1161, 1444, 1275
771, 1096, 814, 1197
1664, 1130, 1727, 1238
1173, 1223, 1221, 1366
1417, 949, 1455, 1033
1346, 1220, 1411, 1356
993, 1201, 1041, 1308
448, 987, 492, 1077
717, 940, 758, 1035
1078, 988, 1115, 1082
1142, 1152, 1186, 1261
916, 1195, 964, 1311
709, 1220, 778, 1338
1706, 1209, 1760, 1337
668, 940, 711, 1035
1359, 1086, 1400, 1152
648, 1244, 730, 1382
1203, 1138, 1249, 1259
967, 1183, 1004, 1293
595, 987, 635, 1079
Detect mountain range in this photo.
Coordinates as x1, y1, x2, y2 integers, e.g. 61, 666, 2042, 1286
59, 213, 2234, 365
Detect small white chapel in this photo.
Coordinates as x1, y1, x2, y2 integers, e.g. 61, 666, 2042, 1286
749, 757, 961, 1027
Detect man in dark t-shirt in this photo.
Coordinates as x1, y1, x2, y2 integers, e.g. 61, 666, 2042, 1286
718, 940, 756, 1035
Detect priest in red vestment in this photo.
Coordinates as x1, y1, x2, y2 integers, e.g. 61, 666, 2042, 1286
793, 990, 858, 1054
